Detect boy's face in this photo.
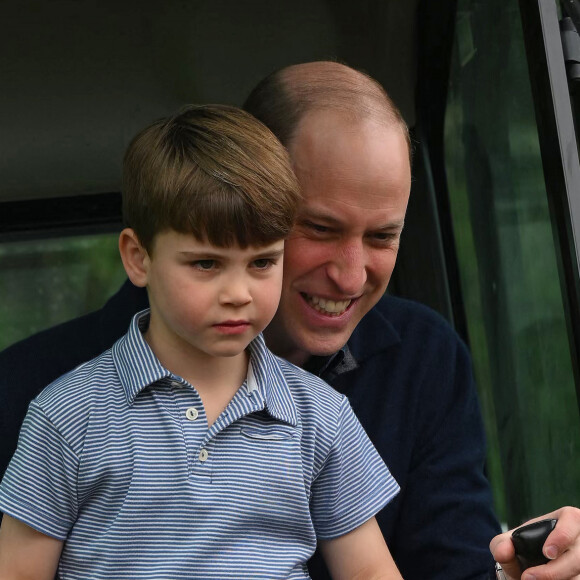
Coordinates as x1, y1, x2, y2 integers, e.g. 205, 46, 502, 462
132, 230, 284, 366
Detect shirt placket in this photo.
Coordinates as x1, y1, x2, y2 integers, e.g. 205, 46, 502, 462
192, 382, 267, 479
166, 378, 210, 477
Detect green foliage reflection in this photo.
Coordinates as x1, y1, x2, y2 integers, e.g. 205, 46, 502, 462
0, 233, 126, 351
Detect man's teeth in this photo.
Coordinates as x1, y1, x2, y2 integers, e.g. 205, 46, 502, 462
307, 295, 351, 315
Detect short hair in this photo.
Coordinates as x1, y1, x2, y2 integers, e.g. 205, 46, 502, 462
244, 61, 412, 161
122, 104, 301, 253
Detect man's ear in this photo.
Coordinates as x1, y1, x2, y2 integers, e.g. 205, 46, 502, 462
119, 228, 150, 288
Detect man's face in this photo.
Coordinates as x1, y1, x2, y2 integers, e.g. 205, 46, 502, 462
264, 111, 411, 364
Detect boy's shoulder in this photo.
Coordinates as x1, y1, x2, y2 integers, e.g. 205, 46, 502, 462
274, 355, 346, 417
34, 347, 117, 428
34, 309, 152, 421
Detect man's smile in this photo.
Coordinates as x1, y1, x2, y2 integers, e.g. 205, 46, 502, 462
301, 293, 353, 316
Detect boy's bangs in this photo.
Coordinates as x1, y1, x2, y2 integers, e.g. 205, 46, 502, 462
176, 186, 293, 248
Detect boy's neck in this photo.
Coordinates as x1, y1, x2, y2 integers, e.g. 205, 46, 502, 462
185, 350, 250, 426
143, 326, 250, 426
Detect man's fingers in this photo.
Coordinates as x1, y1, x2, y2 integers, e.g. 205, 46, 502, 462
521, 549, 580, 580
490, 535, 515, 561
490, 536, 520, 579
541, 507, 580, 561
490, 508, 580, 580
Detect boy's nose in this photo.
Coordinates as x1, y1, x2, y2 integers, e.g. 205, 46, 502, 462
219, 277, 253, 306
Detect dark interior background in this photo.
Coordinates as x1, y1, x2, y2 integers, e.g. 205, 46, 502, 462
2, 0, 451, 319
1, 0, 418, 202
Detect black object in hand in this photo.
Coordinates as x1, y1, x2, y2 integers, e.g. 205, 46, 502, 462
511, 518, 557, 571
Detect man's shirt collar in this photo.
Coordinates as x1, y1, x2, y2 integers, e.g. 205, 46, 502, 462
308, 299, 402, 382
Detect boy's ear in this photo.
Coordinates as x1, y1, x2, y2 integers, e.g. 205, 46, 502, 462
119, 228, 150, 288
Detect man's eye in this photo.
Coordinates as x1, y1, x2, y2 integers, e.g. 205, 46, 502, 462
193, 260, 215, 270
371, 232, 398, 243
306, 222, 330, 234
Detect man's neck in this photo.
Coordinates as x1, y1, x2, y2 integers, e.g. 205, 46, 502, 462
263, 327, 310, 368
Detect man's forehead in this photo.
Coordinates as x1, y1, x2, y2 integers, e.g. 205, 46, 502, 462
294, 106, 396, 138
290, 110, 409, 166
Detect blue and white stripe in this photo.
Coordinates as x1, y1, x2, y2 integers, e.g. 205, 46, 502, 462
0, 310, 399, 579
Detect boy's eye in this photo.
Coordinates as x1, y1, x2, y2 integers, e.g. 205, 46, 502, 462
252, 258, 274, 269
193, 260, 215, 270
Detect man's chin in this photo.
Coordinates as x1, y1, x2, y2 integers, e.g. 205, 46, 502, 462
266, 302, 358, 361
296, 326, 354, 359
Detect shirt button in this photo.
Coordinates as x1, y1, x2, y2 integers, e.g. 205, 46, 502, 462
199, 448, 209, 462
185, 407, 199, 421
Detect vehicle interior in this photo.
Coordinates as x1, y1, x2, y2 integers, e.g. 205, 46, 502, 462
1, 0, 580, 529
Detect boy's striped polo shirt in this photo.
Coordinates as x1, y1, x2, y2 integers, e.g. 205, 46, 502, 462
0, 310, 399, 579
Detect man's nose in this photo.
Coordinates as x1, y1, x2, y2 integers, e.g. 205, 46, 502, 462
325, 238, 367, 295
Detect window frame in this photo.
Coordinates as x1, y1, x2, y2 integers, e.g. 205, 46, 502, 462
519, 0, 580, 414
0, 193, 123, 242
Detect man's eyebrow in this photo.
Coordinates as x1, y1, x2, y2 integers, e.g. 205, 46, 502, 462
299, 209, 405, 231
297, 208, 339, 222
376, 220, 406, 231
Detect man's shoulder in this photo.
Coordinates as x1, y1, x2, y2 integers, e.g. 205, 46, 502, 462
0, 280, 147, 391
358, 294, 466, 350
0, 310, 103, 384
374, 294, 456, 332
344, 294, 472, 387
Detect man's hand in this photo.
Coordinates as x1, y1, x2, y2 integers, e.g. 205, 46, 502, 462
490, 507, 580, 579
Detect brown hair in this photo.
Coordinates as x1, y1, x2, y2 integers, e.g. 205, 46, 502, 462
244, 60, 412, 161
122, 104, 300, 253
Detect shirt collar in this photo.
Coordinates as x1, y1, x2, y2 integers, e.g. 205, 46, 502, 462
308, 298, 402, 381
245, 334, 298, 426
113, 310, 298, 426
112, 310, 172, 405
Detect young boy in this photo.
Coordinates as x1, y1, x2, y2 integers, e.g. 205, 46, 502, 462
0, 105, 402, 579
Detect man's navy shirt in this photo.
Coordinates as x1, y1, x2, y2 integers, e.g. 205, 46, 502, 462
0, 280, 500, 579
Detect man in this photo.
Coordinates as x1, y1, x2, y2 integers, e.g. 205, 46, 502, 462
1, 61, 579, 579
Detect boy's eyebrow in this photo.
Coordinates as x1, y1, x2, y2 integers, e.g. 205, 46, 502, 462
178, 250, 227, 258
251, 248, 285, 259
177, 248, 285, 259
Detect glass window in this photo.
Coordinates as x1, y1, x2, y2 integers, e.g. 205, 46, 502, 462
445, 0, 580, 526
0, 232, 126, 351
